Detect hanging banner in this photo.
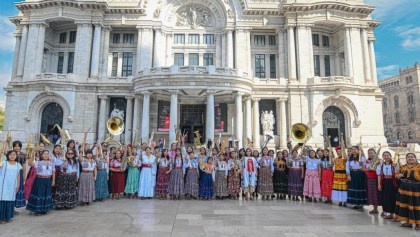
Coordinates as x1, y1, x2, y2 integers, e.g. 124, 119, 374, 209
215, 103, 227, 133
157, 100, 170, 132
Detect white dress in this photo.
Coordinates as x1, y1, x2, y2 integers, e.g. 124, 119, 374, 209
138, 155, 157, 197
0, 161, 22, 201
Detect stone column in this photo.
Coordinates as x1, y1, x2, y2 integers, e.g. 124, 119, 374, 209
16, 24, 28, 77
125, 96, 134, 144
169, 90, 178, 144
74, 21, 93, 77
287, 26, 297, 81
98, 95, 108, 141
245, 97, 252, 144
166, 33, 173, 66
361, 28, 371, 83
277, 29, 288, 80
11, 33, 22, 79
90, 23, 102, 78
278, 98, 287, 149
153, 27, 166, 67
235, 92, 244, 146
100, 26, 111, 77
137, 26, 153, 70
226, 30, 234, 68
235, 28, 251, 72
141, 91, 152, 142
368, 39, 378, 83
344, 27, 353, 77
24, 22, 47, 79
205, 90, 215, 144
136, 27, 143, 74
215, 33, 223, 67
34, 23, 46, 74
132, 96, 141, 144
252, 98, 261, 148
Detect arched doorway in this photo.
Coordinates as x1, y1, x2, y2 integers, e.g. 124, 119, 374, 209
40, 102, 63, 144
322, 106, 346, 147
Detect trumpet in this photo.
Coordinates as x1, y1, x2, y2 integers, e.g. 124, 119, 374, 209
51, 124, 71, 143
340, 133, 346, 159
81, 128, 90, 157
193, 130, 202, 148
40, 133, 52, 145
261, 134, 273, 150
6, 131, 12, 149
393, 145, 401, 165
369, 143, 381, 171
26, 135, 34, 160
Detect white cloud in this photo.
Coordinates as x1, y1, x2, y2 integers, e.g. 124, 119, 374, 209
376, 64, 399, 80
395, 25, 420, 51
0, 15, 15, 52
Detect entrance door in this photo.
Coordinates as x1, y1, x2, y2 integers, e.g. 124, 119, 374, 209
180, 104, 206, 144
327, 128, 339, 147
40, 102, 64, 144
322, 106, 346, 147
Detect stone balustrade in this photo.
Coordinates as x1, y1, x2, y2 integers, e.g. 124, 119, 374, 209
308, 76, 354, 85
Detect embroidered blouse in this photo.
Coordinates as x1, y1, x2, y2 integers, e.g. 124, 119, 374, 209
61, 160, 80, 178
81, 158, 96, 171
34, 160, 55, 176
305, 157, 321, 171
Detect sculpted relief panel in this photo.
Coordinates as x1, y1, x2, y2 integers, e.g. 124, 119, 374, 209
176, 5, 214, 28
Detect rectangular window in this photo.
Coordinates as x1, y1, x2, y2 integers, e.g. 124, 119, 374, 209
188, 34, 200, 44
59, 32, 67, 44
324, 55, 331, 76
254, 35, 265, 45
322, 35, 330, 47
67, 52, 74, 73
174, 34, 185, 44
255, 54, 265, 78
312, 34, 319, 46
57, 52, 64, 73
122, 52, 133, 77
204, 53, 214, 66
112, 34, 120, 44
269, 35, 276, 45
174, 53, 184, 66
270, 54, 276, 78
111, 52, 118, 77
314, 55, 320, 76
189, 53, 199, 66
69, 31, 76, 43
123, 34, 134, 44
203, 34, 214, 44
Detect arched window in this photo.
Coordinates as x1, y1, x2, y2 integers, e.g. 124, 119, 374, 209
408, 131, 415, 140
385, 131, 392, 143
409, 109, 416, 122
394, 96, 399, 109
383, 98, 387, 109
395, 112, 401, 124
397, 131, 402, 140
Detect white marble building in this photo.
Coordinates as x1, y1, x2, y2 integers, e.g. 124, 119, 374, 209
4, 0, 387, 148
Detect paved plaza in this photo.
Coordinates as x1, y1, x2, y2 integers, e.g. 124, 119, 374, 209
1, 199, 418, 237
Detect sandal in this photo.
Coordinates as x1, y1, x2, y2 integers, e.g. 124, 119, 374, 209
383, 215, 393, 219
415, 225, 420, 231
400, 223, 412, 228
369, 210, 379, 214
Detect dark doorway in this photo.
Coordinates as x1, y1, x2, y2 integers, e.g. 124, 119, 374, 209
40, 102, 64, 143
322, 106, 346, 147
180, 104, 206, 144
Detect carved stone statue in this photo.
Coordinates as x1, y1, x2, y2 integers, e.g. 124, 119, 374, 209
261, 110, 275, 133
176, 5, 213, 28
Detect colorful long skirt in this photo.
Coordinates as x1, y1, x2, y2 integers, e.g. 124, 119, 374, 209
214, 170, 228, 197
288, 169, 303, 196
78, 172, 95, 203
332, 170, 348, 202
95, 170, 109, 200
55, 174, 78, 209
366, 171, 382, 206
168, 168, 184, 196
15, 169, 26, 208
155, 167, 170, 195
111, 171, 125, 194
321, 169, 334, 198
124, 167, 140, 194
52, 166, 61, 197
381, 179, 397, 213
199, 173, 214, 198
0, 201, 15, 222
258, 167, 274, 195
228, 170, 241, 196
347, 170, 367, 206
303, 170, 321, 199
185, 169, 199, 197
26, 177, 53, 213
273, 169, 288, 194
395, 180, 420, 225
24, 166, 37, 200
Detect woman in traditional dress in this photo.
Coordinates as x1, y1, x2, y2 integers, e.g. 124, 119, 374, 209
395, 153, 420, 230
363, 148, 382, 215
346, 146, 367, 211
376, 151, 398, 220
78, 150, 97, 206
55, 149, 79, 209
155, 149, 170, 200
321, 149, 334, 204
214, 153, 228, 199
168, 148, 185, 200
24, 143, 44, 200
12, 141, 26, 214
303, 150, 322, 202
288, 149, 304, 201
0, 150, 22, 224
199, 156, 214, 200
242, 148, 258, 200
258, 148, 274, 200
109, 150, 125, 200
273, 151, 288, 199
138, 147, 157, 200
124, 147, 141, 199
26, 150, 55, 216
184, 152, 199, 199
227, 151, 241, 200
94, 143, 109, 202
331, 147, 348, 206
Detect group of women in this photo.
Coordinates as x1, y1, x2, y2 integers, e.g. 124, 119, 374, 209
0, 139, 419, 231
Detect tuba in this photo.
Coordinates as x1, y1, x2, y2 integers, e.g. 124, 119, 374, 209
290, 123, 311, 151
261, 134, 273, 150
105, 109, 125, 148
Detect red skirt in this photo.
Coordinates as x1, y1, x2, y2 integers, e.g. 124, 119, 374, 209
24, 166, 37, 200
321, 169, 334, 198
155, 167, 170, 195
111, 171, 125, 194
366, 171, 382, 206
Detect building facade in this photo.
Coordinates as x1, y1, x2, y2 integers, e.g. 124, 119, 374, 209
4, 0, 386, 148
379, 63, 420, 144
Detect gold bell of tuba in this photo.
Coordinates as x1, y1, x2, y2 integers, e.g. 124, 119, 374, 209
104, 114, 125, 148
290, 123, 312, 151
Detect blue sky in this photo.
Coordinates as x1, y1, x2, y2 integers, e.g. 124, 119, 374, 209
0, 0, 419, 104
